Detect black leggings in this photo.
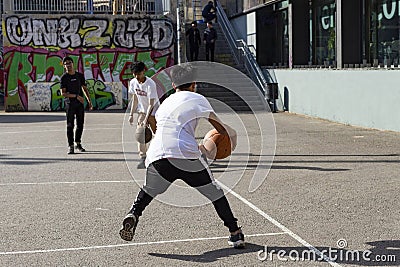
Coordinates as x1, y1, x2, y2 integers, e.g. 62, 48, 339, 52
129, 158, 240, 232
65, 100, 85, 146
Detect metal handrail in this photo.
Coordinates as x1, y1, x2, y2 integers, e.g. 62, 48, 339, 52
215, 0, 270, 97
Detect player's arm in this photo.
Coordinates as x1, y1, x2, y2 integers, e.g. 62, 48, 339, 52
60, 87, 77, 98
81, 84, 93, 110
207, 112, 237, 150
129, 94, 139, 125
142, 98, 155, 126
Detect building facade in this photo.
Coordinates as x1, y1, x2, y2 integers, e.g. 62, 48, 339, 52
228, 0, 400, 132
228, 0, 400, 69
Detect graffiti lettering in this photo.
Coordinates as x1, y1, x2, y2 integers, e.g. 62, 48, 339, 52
82, 19, 111, 47
5, 16, 174, 50
3, 14, 174, 112
58, 18, 81, 49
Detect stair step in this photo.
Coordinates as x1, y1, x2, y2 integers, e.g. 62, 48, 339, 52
185, 20, 267, 112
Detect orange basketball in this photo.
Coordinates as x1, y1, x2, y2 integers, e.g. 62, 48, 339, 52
203, 129, 232, 159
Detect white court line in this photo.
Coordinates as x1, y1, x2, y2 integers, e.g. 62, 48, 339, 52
217, 182, 342, 267
0, 127, 121, 135
0, 180, 133, 186
0, 124, 123, 129
0, 170, 341, 266
0, 142, 132, 151
0, 233, 285, 255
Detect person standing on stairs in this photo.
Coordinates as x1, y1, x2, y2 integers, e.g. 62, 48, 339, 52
202, 1, 216, 23
186, 21, 202, 61
204, 21, 217, 62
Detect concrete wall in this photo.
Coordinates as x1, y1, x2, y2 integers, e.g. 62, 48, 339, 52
274, 69, 400, 132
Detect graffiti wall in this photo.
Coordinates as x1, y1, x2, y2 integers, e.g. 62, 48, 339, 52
2, 15, 175, 111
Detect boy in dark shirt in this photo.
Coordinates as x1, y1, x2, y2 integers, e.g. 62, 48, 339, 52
60, 56, 93, 154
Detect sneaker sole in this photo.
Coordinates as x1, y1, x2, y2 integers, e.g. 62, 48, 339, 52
119, 216, 137, 241
228, 240, 245, 248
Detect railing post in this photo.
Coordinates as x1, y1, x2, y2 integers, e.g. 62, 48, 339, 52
176, 0, 186, 64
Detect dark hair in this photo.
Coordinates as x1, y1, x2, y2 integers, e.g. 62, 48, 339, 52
207, 21, 213, 25
170, 64, 196, 90
62, 56, 73, 64
131, 61, 146, 73
208, 1, 213, 5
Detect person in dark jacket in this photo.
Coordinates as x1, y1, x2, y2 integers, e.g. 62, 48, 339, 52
60, 56, 93, 154
203, 21, 217, 62
186, 21, 201, 61
202, 1, 216, 23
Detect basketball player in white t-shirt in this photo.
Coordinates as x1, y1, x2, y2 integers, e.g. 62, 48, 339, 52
120, 64, 245, 248
128, 61, 158, 169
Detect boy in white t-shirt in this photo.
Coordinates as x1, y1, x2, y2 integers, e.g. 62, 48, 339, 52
128, 61, 158, 169
120, 64, 245, 249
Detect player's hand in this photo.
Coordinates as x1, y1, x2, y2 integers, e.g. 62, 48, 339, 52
129, 115, 134, 125
88, 103, 94, 111
199, 144, 214, 159
77, 95, 84, 104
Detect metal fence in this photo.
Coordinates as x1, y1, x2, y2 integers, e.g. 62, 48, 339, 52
7, 0, 170, 15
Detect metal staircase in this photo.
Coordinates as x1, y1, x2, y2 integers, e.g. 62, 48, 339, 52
186, 0, 272, 112
191, 0, 203, 22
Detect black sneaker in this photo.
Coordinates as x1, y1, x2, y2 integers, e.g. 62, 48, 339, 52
137, 158, 146, 169
68, 146, 74, 155
119, 214, 139, 241
75, 143, 86, 152
228, 229, 245, 248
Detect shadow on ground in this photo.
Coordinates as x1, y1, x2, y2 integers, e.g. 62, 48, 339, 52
149, 242, 264, 263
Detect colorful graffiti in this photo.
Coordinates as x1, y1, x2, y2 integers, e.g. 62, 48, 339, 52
2, 15, 175, 111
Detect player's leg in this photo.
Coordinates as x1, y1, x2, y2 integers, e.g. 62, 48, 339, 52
178, 158, 245, 248
120, 159, 175, 241
136, 112, 147, 168
65, 102, 75, 154
75, 103, 85, 152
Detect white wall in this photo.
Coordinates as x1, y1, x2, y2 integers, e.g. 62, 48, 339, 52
274, 69, 400, 132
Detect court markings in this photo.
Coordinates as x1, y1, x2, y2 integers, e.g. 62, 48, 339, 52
0, 178, 342, 266
0, 233, 285, 255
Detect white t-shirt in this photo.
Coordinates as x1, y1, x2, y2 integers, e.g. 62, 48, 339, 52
128, 77, 158, 114
145, 91, 214, 167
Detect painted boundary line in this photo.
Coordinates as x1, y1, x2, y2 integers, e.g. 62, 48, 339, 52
0, 233, 286, 256
0, 127, 121, 135
217, 182, 342, 267
0, 180, 134, 186
0, 142, 132, 151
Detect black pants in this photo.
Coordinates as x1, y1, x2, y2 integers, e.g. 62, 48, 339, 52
129, 158, 239, 232
189, 44, 199, 61
65, 100, 85, 147
205, 43, 215, 62
203, 13, 216, 23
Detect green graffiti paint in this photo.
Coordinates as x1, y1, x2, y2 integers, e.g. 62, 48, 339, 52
86, 79, 116, 110
50, 82, 64, 111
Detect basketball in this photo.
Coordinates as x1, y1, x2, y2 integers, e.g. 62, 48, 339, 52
203, 129, 232, 159
135, 126, 152, 144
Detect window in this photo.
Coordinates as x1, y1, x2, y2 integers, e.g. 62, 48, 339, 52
369, 0, 400, 65
312, 0, 336, 65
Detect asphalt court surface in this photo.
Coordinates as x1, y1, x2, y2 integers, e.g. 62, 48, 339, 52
0, 110, 399, 267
